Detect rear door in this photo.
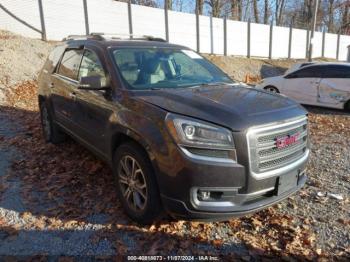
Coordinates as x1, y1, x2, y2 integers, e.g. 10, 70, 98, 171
283, 66, 321, 105
318, 65, 350, 108
51, 48, 83, 131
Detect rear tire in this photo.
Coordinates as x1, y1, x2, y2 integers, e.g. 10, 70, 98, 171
113, 142, 162, 224
39, 102, 66, 144
264, 86, 279, 93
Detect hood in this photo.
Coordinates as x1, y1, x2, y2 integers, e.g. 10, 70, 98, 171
134, 84, 307, 131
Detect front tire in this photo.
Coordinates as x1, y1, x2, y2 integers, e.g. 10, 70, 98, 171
264, 86, 279, 93
113, 142, 162, 224
39, 102, 66, 144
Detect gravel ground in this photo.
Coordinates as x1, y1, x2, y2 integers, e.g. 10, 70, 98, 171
0, 111, 120, 256
0, 30, 349, 259
279, 106, 350, 253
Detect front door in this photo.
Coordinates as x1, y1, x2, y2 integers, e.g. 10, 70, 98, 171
317, 65, 350, 108
283, 66, 321, 105
74, 48, 113, 157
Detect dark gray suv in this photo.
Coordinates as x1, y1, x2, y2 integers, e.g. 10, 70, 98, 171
38, 34, 309, 224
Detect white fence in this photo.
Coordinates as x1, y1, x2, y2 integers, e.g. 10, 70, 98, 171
1, 0, 350, 60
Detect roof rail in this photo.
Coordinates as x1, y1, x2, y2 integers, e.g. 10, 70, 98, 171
62, 33, 104, 41
62, 33, 166, 42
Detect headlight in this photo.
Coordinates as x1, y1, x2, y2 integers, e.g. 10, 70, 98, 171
165, 113, 235, 150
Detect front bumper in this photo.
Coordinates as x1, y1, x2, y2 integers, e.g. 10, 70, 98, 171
156, 143, 308, 220
161, 173, 306, 221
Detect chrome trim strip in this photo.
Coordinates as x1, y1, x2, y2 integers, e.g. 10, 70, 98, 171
249, 116, 307, 134
179, 146, 237, 164
257, 130, 307, 149
258, 142, 307, 162
191, 186, 275, 209
253, 149, 309, 179
246, 116, 309, 180
237, 187, 275, 197
53, 73, 79, 84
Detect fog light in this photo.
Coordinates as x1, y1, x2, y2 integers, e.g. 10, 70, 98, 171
198, 190, 210, 200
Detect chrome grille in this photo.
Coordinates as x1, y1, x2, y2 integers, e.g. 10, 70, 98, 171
247, 116, 308, 176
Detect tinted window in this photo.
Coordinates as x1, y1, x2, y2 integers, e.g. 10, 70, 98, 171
290, 66, 321, 78
57, 49, 83, 80
78, 50, 107, 85
319, 65, 350, 78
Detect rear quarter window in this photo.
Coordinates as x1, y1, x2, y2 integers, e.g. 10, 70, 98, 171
42, 45, 65, 73
49, 45, 66, 68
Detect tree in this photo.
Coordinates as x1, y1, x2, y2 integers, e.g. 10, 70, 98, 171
116, 0, 158, 8
231, 0, 242, 20
340, 0, 350, 33
165, 0, 172, 10
264, 0, 270, 24
327, 0, 335, 33
275, 0, 286, 26
206, 0, 226, 17
196, 0, 204, 15
253, 0, 260, 23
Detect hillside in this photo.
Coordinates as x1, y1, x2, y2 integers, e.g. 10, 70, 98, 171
0, 29, 328, 102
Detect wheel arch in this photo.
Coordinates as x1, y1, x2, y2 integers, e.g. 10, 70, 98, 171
110, 129, 162, 197
264, 85, 280, 93
110, 128, 157, 172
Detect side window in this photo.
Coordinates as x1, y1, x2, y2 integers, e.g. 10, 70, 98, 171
292, 66, 320, 78
78, 50, 106, 83
57, 49, 83, 80
321, 65, 350, 78
49, 45, 66, 67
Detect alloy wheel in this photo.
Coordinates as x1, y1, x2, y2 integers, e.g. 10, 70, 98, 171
118, 155, 148, 211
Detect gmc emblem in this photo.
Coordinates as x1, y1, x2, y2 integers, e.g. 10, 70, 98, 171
276, 133, 299, 149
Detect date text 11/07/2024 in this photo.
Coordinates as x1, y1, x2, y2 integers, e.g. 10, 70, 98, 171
127, 255, 219, 261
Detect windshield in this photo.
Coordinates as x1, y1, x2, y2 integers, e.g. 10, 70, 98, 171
111, 48, 233, 90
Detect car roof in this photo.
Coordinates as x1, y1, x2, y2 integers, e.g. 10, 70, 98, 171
285, 61, 350, 75
63, 34, 190, 50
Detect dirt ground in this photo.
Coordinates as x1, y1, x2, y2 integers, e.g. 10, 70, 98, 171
204, 54, 336, 82
0, 30, 349, 260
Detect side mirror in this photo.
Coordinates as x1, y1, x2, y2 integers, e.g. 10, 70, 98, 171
78, 76, 109, 90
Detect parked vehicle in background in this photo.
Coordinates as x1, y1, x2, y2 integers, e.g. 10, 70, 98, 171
283, 62, 316, 75
256, 63, 350, 111
38, 33, 309, 224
